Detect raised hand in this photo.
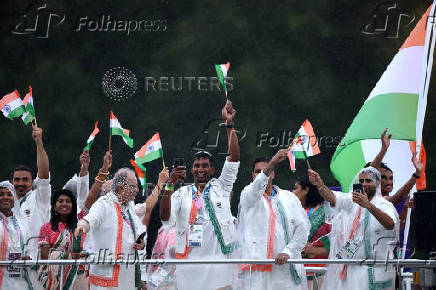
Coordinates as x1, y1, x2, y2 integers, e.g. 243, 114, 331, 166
221, 100, 236, 124
308, 169, 324, 189
411, 152, 424, 175
381, 128, 391, 151
32, 125, 43, 145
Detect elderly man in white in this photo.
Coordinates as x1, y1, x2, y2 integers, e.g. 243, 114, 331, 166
0, 181, 33, 289
308, 167, 399, 290
237, 149, 309, 290
75, 168, 145, 289
160, 100, 240, 290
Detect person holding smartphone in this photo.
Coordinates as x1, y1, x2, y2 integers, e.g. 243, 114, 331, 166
160, 100, 240, 290
308, 167, 399, 290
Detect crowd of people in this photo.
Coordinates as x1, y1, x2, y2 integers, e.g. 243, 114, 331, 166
0, 101, 423, 289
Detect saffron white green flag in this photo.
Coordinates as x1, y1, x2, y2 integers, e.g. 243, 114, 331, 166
83, 121, 100, 151
130, 159, 146, 195
110, 111, 134, 148
135, 132, 163, 165
215, 62, 230, 96
288, 119, 320, 172
330, 6, 431, 191
0, 90, 26, 120
21, 86, 36, 125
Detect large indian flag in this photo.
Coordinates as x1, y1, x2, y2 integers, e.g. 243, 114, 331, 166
0, 90, 26, 120
135, 132, 163, 164
330, 5, 431, 192
110, 111, 134, 148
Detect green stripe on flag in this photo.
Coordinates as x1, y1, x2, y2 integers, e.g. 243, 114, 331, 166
343, 93, 418, 143
83, 140, 94, 151
110, 127, 124, 136
26, 104, 35, 118
135, 148, 163, 164
293, 151, 307, 159
215, 65, 227, 91
7, 106, 26, 120
330, 141, 367, 191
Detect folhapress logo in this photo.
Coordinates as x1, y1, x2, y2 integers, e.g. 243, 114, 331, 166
11, 3, 65, 38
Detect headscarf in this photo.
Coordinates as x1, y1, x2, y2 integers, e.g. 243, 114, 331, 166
0, 180, 19, 213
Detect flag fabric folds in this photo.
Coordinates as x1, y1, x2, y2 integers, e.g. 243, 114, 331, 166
110, 111, 134, 148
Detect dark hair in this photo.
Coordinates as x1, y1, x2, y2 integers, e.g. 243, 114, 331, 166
146, 199, 163, 259
11, 165, 34, 180
192, 151, 215, 168
50, 189, 78, 232
380, 162, 393, 174
252, 157, 269, 172
364, 162, 393, 174
296, 175, 323, 208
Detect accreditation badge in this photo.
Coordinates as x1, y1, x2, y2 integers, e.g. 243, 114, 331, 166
7, 252, 22, 278
335, 240, 360, 259
188, 224, 203, 247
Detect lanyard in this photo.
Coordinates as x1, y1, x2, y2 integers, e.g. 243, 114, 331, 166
0, 216, 21, 248
267, 188, 275, 200
191, 185, 211, 208
306, 208, 314, 218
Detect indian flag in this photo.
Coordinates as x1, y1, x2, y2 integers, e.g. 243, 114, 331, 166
110, 111, 134, 148
83, 121, 100, 151
288, 119, 320, 171
330, 5, 431, 192
130, 159, 146, 195
0, 90, 26, 120
215, 62, 230, 96
21, 86, 36, 125
135, 133, 163, 164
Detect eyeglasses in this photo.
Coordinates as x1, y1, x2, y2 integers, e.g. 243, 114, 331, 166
125, 183, 138, 189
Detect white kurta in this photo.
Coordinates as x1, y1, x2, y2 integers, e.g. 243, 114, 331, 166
162, 159, 240, 290
84, 192, 142, 290
0, 213, 31, 289
76, 173, 89, 212
321, 191, 399, 290
237, 172, 309, 290
14, 174, 51, 260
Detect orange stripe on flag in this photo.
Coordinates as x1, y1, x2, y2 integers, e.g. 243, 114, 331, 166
0, 90, 20, 109
400, 5, 432, 50
302, 119, 321, 155
136, 133, 161, 156
110, 111, 117, 120
409, 141, 427, 190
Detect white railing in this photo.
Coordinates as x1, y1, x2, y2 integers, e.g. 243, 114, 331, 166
5, 259, 434, 290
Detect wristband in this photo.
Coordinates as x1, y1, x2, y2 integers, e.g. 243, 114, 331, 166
98, 169, 109, 176
165, 184, 174, 192
412, 173, 420, 179
95, 176, 105, 183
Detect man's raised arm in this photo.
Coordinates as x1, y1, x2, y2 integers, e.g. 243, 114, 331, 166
33, 124, 49, 179
308, 169, 336, 207
222, 100, 239, 162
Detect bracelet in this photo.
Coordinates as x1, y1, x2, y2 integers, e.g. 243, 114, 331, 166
98, 169, 109, 176
412, 173, 420, 179
164, 184, 174, 192
226, 123, 234, 128
95, 176, 105, 183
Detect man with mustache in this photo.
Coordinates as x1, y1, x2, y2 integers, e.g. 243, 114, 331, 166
160, 100, 240, 290
11, 124, 50, 261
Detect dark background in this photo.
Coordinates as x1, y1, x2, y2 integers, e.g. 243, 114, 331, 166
1, 0, 435, 214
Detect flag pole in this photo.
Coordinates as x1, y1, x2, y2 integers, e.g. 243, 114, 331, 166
306, 159, 312, 170
108, 112, 112, 152
162, 156, 166, 168
402, 1, 436, 259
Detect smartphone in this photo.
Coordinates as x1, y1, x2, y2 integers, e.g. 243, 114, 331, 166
353, 183, 363, 193
173, 158, 185, 168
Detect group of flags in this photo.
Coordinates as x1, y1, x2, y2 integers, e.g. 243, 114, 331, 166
0, 86, 36, 125
82, 111, 163, 195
